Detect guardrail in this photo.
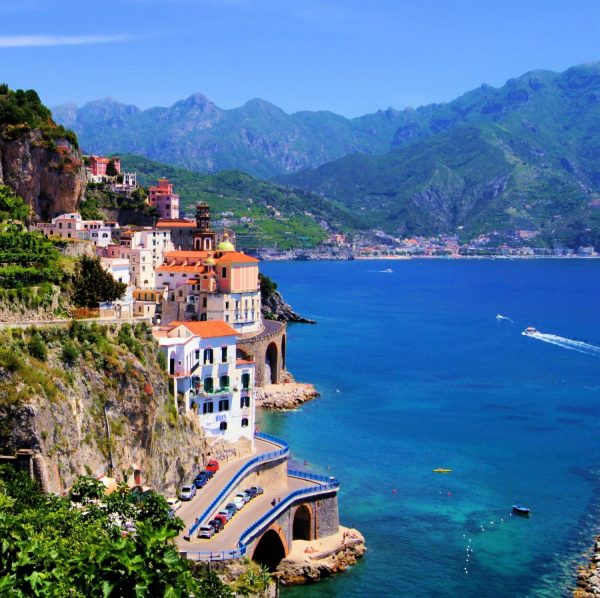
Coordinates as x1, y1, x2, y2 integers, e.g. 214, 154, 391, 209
182, 468, 339, 562
237, 471, 339, 548
185, 432, 289, 538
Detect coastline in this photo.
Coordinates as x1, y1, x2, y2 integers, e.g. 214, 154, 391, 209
260, 254, 600, 262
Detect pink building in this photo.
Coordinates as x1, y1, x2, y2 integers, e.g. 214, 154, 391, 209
89, 156, 121, 177
148, 178, 180, 219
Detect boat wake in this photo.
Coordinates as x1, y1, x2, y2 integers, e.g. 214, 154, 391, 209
496, 314, 513, 323
523, 331, 600, 357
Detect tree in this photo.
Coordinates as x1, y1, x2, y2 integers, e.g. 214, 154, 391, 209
106, 160, 119, 177
0, 186, 30, 223
68, 476, 105, 504
72, 256, 126, 308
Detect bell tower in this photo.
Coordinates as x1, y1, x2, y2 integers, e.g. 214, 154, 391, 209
193, 202, 216, 251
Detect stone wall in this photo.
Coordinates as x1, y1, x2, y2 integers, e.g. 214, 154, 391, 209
237, 320, 286, 386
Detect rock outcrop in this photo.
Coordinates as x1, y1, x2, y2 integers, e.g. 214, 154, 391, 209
276, 527, 366, 585
575, 536, 600, 597
261, 290, 315, 324
0, 130, 86, 219
255, 381, 320, 410
0, 323, 208, 496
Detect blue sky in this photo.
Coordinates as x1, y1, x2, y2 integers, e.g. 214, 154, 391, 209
1, 0, 599, 116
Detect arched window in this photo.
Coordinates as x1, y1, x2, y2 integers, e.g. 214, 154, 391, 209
241, 418, 249, 428
219, 421, 228, 431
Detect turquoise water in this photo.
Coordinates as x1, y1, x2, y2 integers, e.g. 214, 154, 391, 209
258, 259, 600, 597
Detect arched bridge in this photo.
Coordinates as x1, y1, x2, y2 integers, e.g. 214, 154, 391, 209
177, 433, 339, 569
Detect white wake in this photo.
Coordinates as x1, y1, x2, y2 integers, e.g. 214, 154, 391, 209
523, 331, 600, 357
496, 314, 513, 323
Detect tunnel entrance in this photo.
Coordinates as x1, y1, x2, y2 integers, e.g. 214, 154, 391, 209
252, 529, 286, 572
292, 504, 312, 541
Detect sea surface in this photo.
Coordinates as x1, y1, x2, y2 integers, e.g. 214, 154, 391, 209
257, 259, 600, 598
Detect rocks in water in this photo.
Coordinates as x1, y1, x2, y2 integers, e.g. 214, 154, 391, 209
275, 527, 367, 585
575, 535, 600, 597
255, 380, 320, 411
261, 290, 315, 324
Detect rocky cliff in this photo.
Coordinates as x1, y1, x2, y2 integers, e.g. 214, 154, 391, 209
0, 131, 86, 219
0, 322, 209, 496
261, 290, 315, 324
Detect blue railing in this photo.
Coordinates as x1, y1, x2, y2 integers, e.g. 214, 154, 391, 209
237, 472, 339, 548
185, 432, 289, 538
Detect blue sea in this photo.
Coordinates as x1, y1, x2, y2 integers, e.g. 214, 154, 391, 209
258, 259, 600, 598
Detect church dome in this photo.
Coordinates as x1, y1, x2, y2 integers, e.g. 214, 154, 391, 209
217, 233, 235, 252
204, 257, 216, 266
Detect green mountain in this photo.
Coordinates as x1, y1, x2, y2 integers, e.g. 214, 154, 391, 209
53, 96, 404, 178
118, 155, 364, 250
278, 63, 600, 248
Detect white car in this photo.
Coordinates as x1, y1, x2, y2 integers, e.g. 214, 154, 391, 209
179, 485, 196, 501
232, 495, 245, 510
166, 498, 182, 512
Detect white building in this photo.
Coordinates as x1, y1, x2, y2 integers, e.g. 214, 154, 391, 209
101, 258, 130, 285
154, 320, 255, 445
35, 213, 118, 248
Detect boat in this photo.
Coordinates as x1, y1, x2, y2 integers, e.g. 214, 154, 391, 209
524, 326, 537, 335
432, 468, 452, 474
512, 505, 532, 516
380, 268, 393, 273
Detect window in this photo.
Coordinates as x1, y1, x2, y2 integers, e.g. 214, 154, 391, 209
240, 396, 250, 408
202, 297, 207, 308
221, 267, 227, 278
203, 349, 213, 364
219, 421, 228, 431
241, 373, 251, 389
204, 377, 214, 393
218, 399, 229, 412
221, 347, 228, 362
203, 402, 213, 414
225, 301, 229, 310
220, 375, 230, 389
195, 350, 200, 360
225, 315, 229, 322
241, 418, 249, 428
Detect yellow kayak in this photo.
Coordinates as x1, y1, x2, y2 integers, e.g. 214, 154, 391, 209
432, 468, 452, 473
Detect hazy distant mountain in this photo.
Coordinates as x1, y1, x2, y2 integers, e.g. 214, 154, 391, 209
52, 94, 405, 178
278, 63, 600, 247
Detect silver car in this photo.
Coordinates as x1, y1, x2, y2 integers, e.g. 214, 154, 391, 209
179, 484, 196, 501
198, 524, 215, 539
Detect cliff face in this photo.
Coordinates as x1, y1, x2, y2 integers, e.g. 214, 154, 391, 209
0, 323, 207, 495
261, 290, 315, 324
0, 130, 86, 219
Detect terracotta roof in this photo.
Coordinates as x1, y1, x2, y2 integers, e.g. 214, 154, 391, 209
170, 320, 237, 338
156, 265, 204, 273
164, 250, 209, 259
156, 220, 196, 228
216, 252, 259, 264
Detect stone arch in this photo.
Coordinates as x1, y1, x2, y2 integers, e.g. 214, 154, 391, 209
252, 526, 288, 572
281, 334, 286, 370
293, 503, 313, 541
265, 341, 279, 384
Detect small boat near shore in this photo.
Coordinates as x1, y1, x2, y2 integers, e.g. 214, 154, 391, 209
432, 468, 452, 474
512, 505, 532, 517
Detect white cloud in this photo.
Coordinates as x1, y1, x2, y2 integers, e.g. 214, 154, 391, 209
0, 34, 132, 48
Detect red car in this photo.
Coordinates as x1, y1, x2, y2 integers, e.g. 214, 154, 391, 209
206, 459, 220, 473
213, 513, 228, 527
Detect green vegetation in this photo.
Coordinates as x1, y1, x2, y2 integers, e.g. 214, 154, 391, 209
0, 464, 234, 596
258, 273, 278, 301
79, 181, 155, 220
120, 154, 365, 250
72, 256, 127, 308
0, 84, 78, 148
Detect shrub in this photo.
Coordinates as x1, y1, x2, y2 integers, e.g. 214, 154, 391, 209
61, 341, 79, 366
27, 334, 47, 360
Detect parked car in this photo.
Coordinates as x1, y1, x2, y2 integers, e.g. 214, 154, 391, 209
214, 513, 228, 526
209, 518, 224, 533
198, 524, 215, 539
166, 498, 182, 512
204, 469, 215, 479
224, 503, 238, 517
232, 496, 245, 510
247, 486, 264, 497
241, 490, 253, 502
235, 492, 251, 505
217, 510, 232, 522
194, 473, 210, 488
206, 459, 220, 473
178, 485, 196, 501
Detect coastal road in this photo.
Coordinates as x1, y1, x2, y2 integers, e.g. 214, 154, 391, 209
174, 437, 285, 543
179, 475, 320, 553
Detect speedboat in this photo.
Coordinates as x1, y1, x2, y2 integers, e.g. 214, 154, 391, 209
512, 505, 532, 517
432, 468, 452, 474
524, 326, 537, 335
